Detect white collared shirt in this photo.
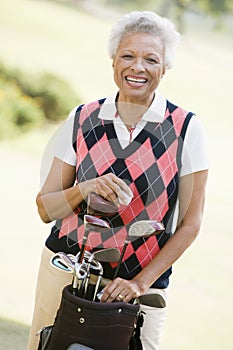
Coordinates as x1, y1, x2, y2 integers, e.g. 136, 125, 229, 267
54, 91, 209, 177
98, 92, 166, 149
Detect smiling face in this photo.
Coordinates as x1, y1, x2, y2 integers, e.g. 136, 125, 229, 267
112, 32, 166, 107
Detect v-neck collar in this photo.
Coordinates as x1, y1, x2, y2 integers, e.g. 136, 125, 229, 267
98, 91, 166, 149
103, 118, 157, 158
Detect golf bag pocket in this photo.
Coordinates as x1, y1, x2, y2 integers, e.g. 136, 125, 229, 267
46, 285, 140, 350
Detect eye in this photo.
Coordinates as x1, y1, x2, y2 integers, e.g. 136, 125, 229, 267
145, 57, 158, 64
121, 54, 134, 60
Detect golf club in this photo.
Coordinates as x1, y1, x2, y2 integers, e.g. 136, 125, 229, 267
72, 251, 92, 295
92, 263, 103, 301
73, 261, 88, 296
83, 258, 102, 299
50, 254, 74, 274
91, 248, 121, 301
138, 293, 166, 308
87, 192, 118, 216
92, 247, 121, 263
74, 250, 107, 298
50, 253, 88, 296
78, 215, 110, 264
67, 253, 76, 264
56, 252, 75, 269
83, 248, 120, 300
113, 220, 165, 279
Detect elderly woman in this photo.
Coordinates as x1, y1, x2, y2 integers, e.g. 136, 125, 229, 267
27, 11, 208, 350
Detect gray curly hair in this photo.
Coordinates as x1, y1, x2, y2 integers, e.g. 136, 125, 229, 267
108, 11, 181, 69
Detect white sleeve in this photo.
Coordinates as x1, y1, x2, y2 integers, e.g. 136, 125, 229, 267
53, 106, 77, 166
180, 115, 209, 177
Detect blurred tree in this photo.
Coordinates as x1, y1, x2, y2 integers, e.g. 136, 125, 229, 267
196, 0, 231, 29
159, 0, 191, 32
174, 0, 190, 32
47, 0, 232, 15
0, 61, 80, 139
103, 0, 151, 10
46, 0, 232, 31
198, 0, 229, 15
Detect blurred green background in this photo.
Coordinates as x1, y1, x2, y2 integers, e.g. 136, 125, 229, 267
0, 0, 232, 349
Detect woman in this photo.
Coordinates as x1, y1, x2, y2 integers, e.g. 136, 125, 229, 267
28, 11, 208, 350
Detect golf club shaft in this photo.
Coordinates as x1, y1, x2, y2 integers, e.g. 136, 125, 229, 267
78, 235, 88, 264
113, 240, 129, 279
72, 276, 79, 295
77, 278, 86, 298
93, 274, 103, 301
83, 268, 91, 299
112, 220, 164, 280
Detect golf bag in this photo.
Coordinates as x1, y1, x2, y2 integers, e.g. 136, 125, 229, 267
38, 284, 142, 350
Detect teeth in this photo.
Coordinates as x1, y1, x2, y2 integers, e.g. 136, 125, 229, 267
126, 76, 147, 83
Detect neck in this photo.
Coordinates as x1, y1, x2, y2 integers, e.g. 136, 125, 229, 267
116, 92, 155, 126
116, 103, 144, 127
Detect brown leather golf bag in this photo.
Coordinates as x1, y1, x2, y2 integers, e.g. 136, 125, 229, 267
38, 284, 142, 350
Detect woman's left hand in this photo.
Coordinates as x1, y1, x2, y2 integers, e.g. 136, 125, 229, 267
100, 277, 145, 303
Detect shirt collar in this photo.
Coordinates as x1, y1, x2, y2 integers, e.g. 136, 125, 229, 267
98, 91, 166, 123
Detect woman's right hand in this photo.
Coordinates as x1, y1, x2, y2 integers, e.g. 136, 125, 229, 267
93, 173, 133, 206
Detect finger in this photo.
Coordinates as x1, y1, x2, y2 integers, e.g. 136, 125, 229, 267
100, 281, 118, 303
95, 174, 133, 206
107, 280, 130, 302
95, 178, 118, 202
97, 185, 118, 202
115, 288, 128, 302
121, 290, 137, 303
103, 174, 131, 196
101, 278, 125, 303
96, 173, 119, 200
116, 281, 141, 303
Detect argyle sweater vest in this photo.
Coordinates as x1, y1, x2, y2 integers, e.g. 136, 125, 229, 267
47, 98, 193, 288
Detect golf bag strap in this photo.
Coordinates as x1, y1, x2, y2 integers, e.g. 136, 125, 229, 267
129, 311, 144, 350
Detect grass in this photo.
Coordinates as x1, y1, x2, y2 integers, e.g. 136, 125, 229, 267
0, 317, 29, 350
0, 0, 233, 349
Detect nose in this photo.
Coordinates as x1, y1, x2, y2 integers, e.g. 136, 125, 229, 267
130, 58, 145, 73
